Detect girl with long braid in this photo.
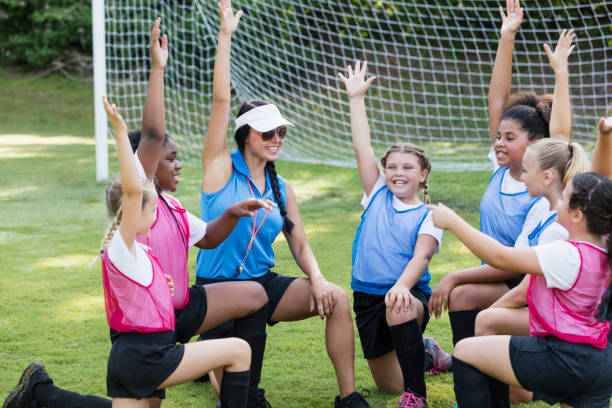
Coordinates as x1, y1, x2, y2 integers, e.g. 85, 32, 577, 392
194, 1, 368, 407
2, 13, 273, 408
98, 96, 254, 408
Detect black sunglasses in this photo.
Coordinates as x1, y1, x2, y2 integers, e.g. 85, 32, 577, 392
258, 126, 287, 141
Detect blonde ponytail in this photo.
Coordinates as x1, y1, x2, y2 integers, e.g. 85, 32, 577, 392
527, 139, 590, 188
563, 142, 590, 188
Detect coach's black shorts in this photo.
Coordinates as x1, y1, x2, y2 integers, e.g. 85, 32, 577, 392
509, 335, 612, 407
107, 331, 184, 399
353, 287, 430, 359
196, 270, 296, 326
174, 285, 208, 344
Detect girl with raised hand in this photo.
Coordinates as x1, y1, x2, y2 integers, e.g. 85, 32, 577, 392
429, 0, 573, 347
2, 15, 273, 408
131, 8, 277, 402
339, 60, 448, 408
100, 96, 252, 408
195, 1, 368, 407
475, 136, 590, 404
428, 172, 612, 408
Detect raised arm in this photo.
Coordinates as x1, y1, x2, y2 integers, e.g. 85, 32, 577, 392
592, 117, 612, 178
338, 60, 379, 195
137, 18, 169, 178
428, 203, 541, 276
544, 29, 575, 141
488, 0, 523, 143
201, 0, 243, 192
103, 97, 142, 252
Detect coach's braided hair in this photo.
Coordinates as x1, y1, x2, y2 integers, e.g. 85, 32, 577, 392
380, 142, 432, 204
568, 173, 612, 321
526, 139, 590, 188
501, 91, 554, 141
235, 100, 295, 235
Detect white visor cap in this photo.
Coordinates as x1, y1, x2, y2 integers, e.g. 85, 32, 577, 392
235, 104, 294, 132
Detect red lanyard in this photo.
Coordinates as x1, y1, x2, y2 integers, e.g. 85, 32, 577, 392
236, 176, 269, 275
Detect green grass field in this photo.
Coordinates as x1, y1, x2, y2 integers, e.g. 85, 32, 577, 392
0, 67, 556, 407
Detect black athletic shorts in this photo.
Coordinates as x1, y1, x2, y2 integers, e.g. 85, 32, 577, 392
196, 270, 297, 327
505, 275, 525, 290
174, 285, 208, 344
107, 331, 184, 399
509, 335, 612, 407
353, 287, 430, 360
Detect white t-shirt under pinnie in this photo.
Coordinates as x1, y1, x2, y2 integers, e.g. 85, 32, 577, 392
107, 230, 153, 286
534, 241, 607, 290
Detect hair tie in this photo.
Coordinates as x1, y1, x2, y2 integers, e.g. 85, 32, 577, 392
568, 143, 574, 159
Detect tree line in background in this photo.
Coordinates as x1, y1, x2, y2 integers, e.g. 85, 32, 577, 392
0, 0, 91, 73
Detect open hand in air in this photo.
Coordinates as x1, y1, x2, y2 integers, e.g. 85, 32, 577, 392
544, 29, 575, 73
338, 60, 376, 99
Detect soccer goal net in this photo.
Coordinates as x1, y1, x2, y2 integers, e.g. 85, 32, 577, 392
103, 0, 611, 171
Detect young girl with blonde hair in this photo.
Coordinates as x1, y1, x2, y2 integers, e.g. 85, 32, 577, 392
339, 61, 448, 408
100, 96, 254, 408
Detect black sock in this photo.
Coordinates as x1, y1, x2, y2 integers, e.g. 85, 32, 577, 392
34, 383, 111, 408
453, 356, 493, 408
220, 370, 250, 408
389, 319, 426, 398
449, 310, 478, 346
488, 376, 510, 408
231, 302, 269, 403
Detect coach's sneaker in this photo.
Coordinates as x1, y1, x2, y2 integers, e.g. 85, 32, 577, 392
334, 390, 370, 408
423, 337, 452, 375
3, 362, 51, 408
397, 391, 427, 408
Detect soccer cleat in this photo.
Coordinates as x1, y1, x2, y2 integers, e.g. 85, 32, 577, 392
3, 362, 50, 408
423, 337, 452, 375
397, 391, 427, 408
334, 389, 370, 408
